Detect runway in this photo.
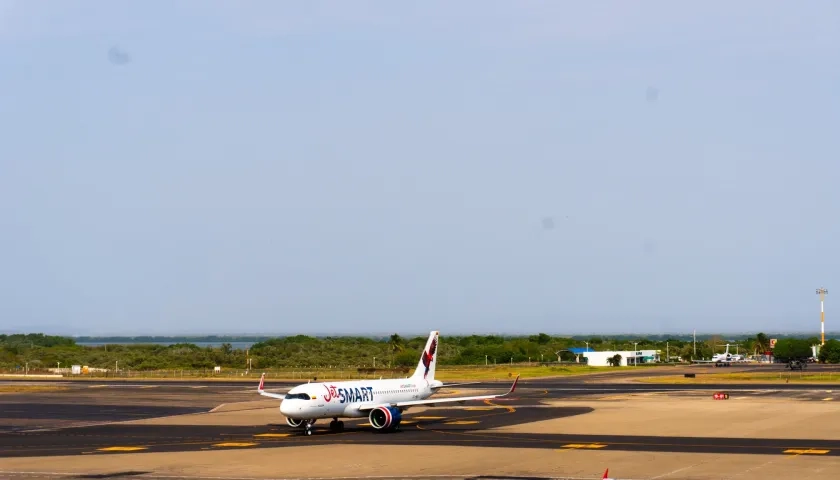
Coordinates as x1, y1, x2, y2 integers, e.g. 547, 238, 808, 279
5, 361, 840, 391
0, 402, 205, 425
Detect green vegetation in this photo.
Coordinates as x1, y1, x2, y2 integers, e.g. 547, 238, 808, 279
818, 339, 840, 363
2, 332, 610, 373
0, 331, 835, 380
769, 338, 813, 362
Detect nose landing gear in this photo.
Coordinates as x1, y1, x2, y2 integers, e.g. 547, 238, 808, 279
296, 418, 345, 435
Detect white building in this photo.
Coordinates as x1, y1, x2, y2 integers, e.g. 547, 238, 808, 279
581, 349, 660, 367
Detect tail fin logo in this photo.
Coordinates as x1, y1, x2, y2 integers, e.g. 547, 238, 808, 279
422, 337, 437, 378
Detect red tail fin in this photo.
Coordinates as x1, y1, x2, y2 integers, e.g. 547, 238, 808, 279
258, 373, 265, 391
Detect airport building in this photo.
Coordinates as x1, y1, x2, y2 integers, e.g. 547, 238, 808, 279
566, 347, 660, 367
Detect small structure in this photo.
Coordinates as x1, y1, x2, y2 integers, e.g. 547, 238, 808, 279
639, 349, 660, 363
566, 347, 593, 363
568, 348, 661, 367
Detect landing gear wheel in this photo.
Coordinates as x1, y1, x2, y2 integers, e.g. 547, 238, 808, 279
303, 420, 314, 436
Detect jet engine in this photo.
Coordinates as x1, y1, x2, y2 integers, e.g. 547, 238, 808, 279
286, 417, 305, 428
368, 406, 402, 431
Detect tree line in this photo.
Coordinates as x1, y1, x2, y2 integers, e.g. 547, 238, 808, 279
1, 332, 838, 371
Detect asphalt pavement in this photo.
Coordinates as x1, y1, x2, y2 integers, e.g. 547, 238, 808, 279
3, 367, 840, 462
3, 398, 838, 459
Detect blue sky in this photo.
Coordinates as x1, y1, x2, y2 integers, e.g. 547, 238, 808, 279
1, 1, 839, 336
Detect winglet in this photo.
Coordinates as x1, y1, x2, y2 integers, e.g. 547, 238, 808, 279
507, 374, 520, 395
258, 373, 265, 391
602, 468, 609, 479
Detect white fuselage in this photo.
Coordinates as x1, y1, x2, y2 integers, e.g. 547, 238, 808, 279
712, 353, 732, 362
279, 377, 441, 420
712, 352, 745, 363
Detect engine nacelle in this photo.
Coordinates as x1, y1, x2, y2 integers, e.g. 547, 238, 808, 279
286, 417, 305, 428
368, 406, 402, 431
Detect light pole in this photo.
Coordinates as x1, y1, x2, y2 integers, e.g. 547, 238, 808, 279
817, 287, 828, 346
693, 330, 697, 359
633, 342, 638, 366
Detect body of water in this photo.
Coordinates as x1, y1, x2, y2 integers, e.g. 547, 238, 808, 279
77, 341, 256, 349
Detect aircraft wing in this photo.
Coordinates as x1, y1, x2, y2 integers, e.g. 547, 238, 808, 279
256, 373, 287, 400
430, 381, 484, 389
259, 390, 287, 400
359, 375, 520, 410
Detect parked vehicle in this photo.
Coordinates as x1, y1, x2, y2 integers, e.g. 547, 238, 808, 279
787, 359, 806, 370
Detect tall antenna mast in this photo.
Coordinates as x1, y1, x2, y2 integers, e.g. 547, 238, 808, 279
817, 287, 828, 346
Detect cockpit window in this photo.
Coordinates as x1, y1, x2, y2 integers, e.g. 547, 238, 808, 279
285, 393, 311, 400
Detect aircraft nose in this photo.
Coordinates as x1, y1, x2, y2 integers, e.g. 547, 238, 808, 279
279, 400, 292, 416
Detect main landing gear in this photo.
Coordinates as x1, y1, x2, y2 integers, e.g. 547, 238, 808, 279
329, 418, 345, 433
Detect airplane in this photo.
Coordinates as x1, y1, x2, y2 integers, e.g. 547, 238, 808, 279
691, 344, 748, 367
257, 330, 520, 436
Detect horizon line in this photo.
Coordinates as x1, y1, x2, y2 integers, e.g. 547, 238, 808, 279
3, 330, 836, 338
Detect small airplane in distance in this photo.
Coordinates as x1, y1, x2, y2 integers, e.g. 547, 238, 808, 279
257, 330, 520, 435
691, 344, 748, 367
